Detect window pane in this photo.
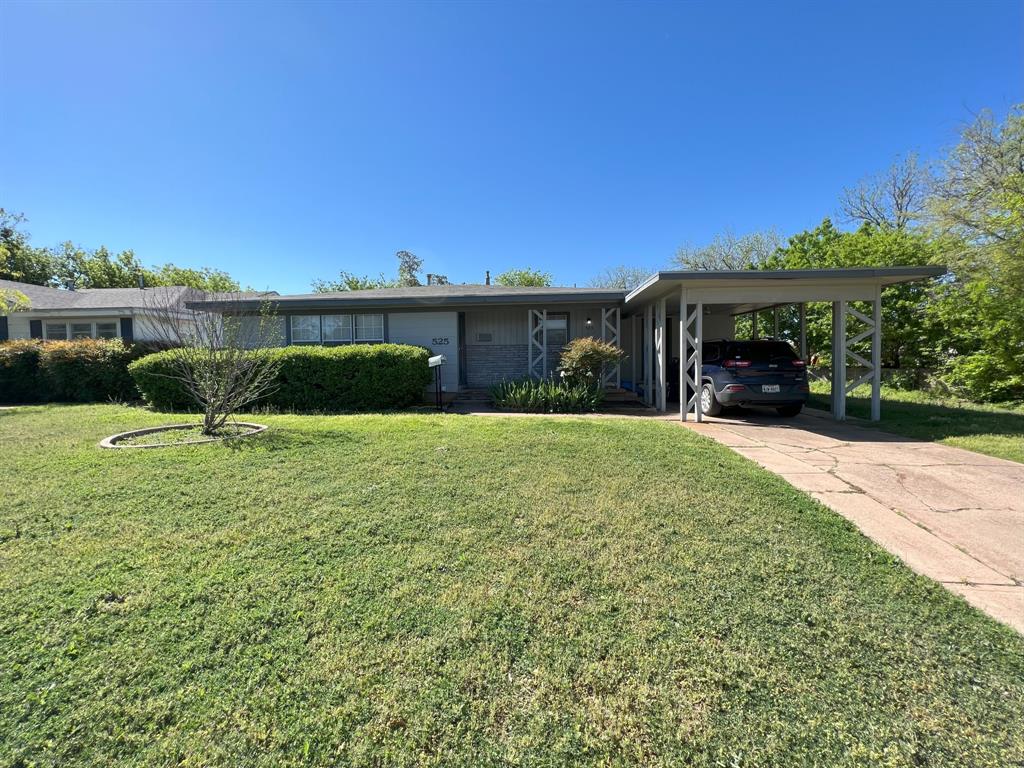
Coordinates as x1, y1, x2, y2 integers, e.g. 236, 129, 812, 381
544, 313, 568, 346
354, 314, 384, 341
45, 323, 68, 340
290, 315, 321, 343
71, 323, 93, 339
322, 314, 352, 342
96, 323, 117, 339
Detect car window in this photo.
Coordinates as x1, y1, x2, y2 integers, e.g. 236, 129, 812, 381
702, 342, 722, 362
724, 341, 798, 363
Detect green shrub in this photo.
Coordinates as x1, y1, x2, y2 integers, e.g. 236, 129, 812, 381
558, 337, 624, 385
0, 339, 147, 404
38, 339, 146, 403
942, 352, 1024, 403
490, 378, 605, 413
268, 344, 430, 411
129, 344, 432, 413
126, 349, 198, 411
0, 339, 46, 403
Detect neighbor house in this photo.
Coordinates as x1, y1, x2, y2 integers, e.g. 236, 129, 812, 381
189, 266, 945, 422
0, 278, 261, 344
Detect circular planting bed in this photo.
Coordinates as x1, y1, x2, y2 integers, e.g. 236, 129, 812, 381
100, 422, 268, 449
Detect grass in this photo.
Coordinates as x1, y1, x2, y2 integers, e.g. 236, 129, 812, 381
2, 404, 1023, 767
808, 382, 1024, 463
114, 423, 256, 447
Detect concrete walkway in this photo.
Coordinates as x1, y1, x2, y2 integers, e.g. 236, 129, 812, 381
677, 409, 1024, 633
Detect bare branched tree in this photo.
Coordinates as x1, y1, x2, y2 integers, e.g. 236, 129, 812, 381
928, 106, 1024, 246
674, 230, 782, 270
143, 289, 283, 434
839, 153, 931, 230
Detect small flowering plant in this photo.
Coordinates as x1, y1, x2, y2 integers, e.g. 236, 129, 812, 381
558, 337, 624, 385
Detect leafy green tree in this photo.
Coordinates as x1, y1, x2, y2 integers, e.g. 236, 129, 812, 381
52, 243, 150, 289
763, 220, 943, 370
396, 250, 423, 287
1, 288, 30, 314
149, 264, 240, 292
312, 271, 396, 292
494, 268, 553, 287
0, 209, 57, 285
588, 265, 654, 290
925, 105, 1024, 400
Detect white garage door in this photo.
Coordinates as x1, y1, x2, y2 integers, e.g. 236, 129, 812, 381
388, 312, 460, 392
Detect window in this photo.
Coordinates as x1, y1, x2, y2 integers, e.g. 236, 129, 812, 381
45, 322, 68, 340
322, 314, 352, 343
354, 314, 385, 342
71, 323, 93, 339
43, 320, 120, 340
543, 313, 568, 346
290, 315, 321, 343
288, 313, 385, 344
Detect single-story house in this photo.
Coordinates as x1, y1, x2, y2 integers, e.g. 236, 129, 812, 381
0, 279, 277, 345
189, 265, 945, 422
0, 278, 202, 343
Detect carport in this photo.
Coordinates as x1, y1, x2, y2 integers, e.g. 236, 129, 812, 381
622, 267, 946, 423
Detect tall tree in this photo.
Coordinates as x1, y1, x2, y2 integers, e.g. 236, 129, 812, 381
494, 268, 552, 287
149, 264, 240, 292
588, 265, 654, 290
839, 153, 931, 230
674, 230, 782, 270
763, 219, 942, 369
925, 105, 1024, 400
396, 250, 423, 287
312, 271, 395, 292
0, 209, 57, 285
53, 243, 149, 289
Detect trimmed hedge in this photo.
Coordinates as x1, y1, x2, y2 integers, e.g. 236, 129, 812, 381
129, 344, 432, 412
0, 339, 148, 404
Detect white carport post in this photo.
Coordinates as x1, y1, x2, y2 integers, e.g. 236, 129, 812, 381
600, 307, 620, 388
871, 286, 882, 421
679, 289, 686, 422
655, 297, 667, 411
831, 301, 847, 420
643, 304, 653, 405
528, 309, 547, 379
630, 315, 638, 393
773, 306, 780, 338
679, 288, 702, 422
798, 303, 807, 362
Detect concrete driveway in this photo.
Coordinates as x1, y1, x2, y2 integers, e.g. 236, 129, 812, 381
680, 409, 1024, 633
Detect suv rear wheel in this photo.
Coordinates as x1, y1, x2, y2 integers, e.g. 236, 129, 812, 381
776, 404, 803, 417
701, 382, 722, 416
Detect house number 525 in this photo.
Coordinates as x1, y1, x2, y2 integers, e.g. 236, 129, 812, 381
432, 337, 450, 345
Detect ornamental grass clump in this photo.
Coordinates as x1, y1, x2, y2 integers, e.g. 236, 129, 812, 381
489, 377, 604, 413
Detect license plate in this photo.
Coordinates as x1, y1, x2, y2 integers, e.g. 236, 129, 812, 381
762, 384, 781, 393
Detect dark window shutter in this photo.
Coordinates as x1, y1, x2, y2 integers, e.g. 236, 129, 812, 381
30, 320, 42, 339
120, 318, 134, 343
0, 316, 8, 341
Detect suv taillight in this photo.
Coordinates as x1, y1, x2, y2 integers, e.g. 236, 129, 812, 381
723, 359, 752, 368
792, 359, 806, 367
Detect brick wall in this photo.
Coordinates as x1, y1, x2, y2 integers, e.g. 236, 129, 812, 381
465, 344, 529, 387
464, 344, 568, 387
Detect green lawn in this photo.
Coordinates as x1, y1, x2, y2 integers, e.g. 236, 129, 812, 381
2, 405, 1023, 767
808, 382, 1024, 463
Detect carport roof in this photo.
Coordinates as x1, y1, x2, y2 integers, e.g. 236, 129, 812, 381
624, 266, 947, 310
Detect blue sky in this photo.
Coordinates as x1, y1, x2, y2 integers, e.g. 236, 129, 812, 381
1, 1, 1020, 293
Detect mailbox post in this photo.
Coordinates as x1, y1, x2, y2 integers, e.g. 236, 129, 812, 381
428, 354, 447, 411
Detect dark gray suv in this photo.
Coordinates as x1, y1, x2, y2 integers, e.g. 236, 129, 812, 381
699, 340, 809, 417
